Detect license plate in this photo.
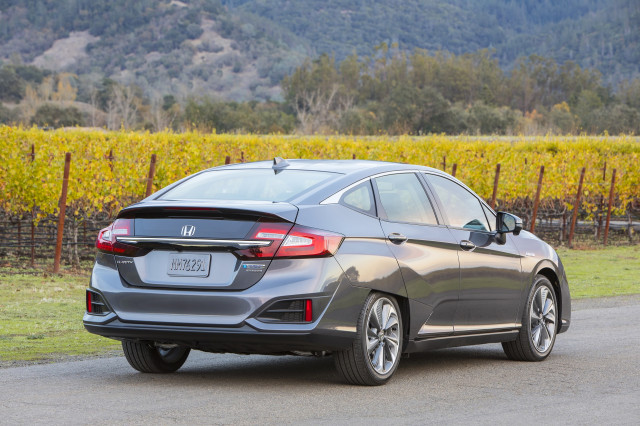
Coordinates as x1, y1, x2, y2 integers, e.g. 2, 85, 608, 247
167, 253, 211, 277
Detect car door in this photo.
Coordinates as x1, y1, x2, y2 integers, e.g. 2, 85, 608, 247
372, 172, 460, 339
422, 173, 524, 333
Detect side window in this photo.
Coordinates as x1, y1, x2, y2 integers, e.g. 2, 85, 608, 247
340, 181, 376, 216
482, 203, 496, 231
426, 174, 490, 232
374, 173, 438, 225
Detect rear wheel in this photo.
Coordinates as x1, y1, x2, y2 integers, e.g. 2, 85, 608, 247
334, 293, 403, 386
502, 275, 558, 361
122, 340, 190, 373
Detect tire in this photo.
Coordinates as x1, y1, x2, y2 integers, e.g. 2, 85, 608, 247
334, 292, 403, 386
502, 275, 558, 361
122, 340, 190, 373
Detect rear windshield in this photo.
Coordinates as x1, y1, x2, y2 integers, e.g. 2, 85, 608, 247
160, 169, 338, 202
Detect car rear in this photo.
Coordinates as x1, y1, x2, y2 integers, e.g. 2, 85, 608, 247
83, 166, 365, 353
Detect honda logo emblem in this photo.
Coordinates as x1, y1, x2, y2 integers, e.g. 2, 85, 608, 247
181, 225, 196, 237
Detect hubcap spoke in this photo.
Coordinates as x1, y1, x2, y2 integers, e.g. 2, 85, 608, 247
373, 344, 384, 371
532, 324, 542, 347
384, 315, 398, 331
367, 337, 379, 354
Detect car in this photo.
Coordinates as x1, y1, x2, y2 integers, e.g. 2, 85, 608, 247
84, 158, 571, 385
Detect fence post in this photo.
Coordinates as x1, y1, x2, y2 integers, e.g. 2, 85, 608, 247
145, 154, 157, 198
352, 153, 356, 160
442, 155, 446, 171
53, 153, 71, 274
30, 143, 36, 267
596, 161, 607, 238
108, 149, 114, 173
603, 169, 616, 246
490, 163, 500, 209
568, 167, 586, 248
225, 155, 231, 165
530, 165, 544, 233
451, 163, 457, 177
240, 151, 245, 163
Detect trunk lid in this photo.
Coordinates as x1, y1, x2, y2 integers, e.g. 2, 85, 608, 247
113, 201, 298, 290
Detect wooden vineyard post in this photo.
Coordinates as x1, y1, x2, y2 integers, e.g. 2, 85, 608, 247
225, 155, 231, 165
352, 153, 356, 160
603, 169, 616, 246
30, 143, 36, 268
568, 167, 586, 248
597, 161, 606, 238
490, 163, 500, 209
530, 165, 544, 233
441, 155, 446, 171
145, 154, 157, 198
53, 153, 71, 274
451, 163, 457, 177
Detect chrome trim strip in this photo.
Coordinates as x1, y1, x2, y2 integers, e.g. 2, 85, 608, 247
321, 170, 423, 205
418, 324, 454, 336
454, 323, 520, 334
116, 237, 272, 248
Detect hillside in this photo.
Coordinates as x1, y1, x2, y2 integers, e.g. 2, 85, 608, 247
0, 0, 638, 102
224, 0, 640, 85
0, 0, 308, 101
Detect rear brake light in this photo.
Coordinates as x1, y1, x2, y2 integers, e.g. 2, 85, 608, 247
237, 222, 293, 259
96, 218, 143, 256
274, 225, 343, 258
237, 223, 343, 259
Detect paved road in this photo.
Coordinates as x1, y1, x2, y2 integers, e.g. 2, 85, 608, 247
1, 296, 639, 425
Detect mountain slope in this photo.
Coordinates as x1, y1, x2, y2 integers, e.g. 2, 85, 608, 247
0, 0, 637, 102
224, 0, 640, 84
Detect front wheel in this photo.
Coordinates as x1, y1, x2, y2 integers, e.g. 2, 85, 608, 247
122, 340, 190, 373
334, 293, 403, 386
503, 275, 558, 361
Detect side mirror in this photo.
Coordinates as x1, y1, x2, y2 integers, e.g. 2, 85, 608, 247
496, 212, 523, 236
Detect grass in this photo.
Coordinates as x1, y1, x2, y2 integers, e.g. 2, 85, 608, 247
0, 246, 638, 363
557, 246, 640, 299
0, 264, 120, 363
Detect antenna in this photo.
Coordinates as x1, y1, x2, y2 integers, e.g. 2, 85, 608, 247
272, 157, 290, 170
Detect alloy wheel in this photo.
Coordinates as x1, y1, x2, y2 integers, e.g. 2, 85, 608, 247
366, 297, 400, 375
530, 286, 556, 353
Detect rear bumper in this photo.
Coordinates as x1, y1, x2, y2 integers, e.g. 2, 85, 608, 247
84, 319, 355, 353
85, 254, 370, 353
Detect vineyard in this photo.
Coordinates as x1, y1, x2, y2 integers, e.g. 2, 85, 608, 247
0, 126, 638, 269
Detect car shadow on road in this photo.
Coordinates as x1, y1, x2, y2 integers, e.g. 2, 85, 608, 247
104, 344, 509, 387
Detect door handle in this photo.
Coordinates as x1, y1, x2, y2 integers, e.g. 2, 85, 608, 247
460, 240, 476, 251
387, 233, 408, 244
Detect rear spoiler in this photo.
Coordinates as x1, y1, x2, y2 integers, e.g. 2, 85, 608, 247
118, 200, 299, 223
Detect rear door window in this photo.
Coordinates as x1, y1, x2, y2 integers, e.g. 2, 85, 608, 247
374, 173, 438, 225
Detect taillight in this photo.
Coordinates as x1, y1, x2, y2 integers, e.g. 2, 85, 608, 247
274, 225, 344, 258
96, 218, 142, 256
237, 222, 293, 259
238, 223, 343, 259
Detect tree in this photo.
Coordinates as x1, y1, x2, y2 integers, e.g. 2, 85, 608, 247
0, 67, 24, 102
31, 104, 84, 128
